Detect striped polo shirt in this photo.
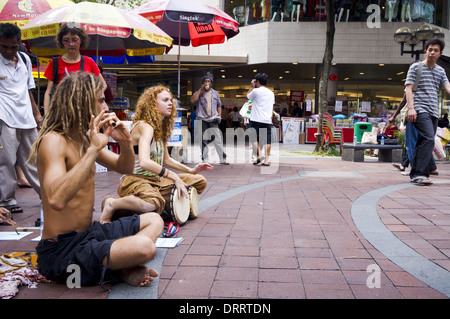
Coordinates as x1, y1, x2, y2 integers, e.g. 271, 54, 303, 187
405, 61, 449, 119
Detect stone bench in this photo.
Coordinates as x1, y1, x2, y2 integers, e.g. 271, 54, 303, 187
342, 143, 402, 162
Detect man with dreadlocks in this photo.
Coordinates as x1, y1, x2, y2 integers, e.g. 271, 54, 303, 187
30, 72, 163, 288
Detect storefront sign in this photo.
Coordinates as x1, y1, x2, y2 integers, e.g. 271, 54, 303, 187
289, 90, 304, 103
361, 101, 371, 113
168, 110, 183, 147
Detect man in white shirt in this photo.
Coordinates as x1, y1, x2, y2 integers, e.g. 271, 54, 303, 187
0, 23, 42, 213
247, 73, 275, 166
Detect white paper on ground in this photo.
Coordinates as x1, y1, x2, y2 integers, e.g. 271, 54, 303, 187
155, 237, 183, 248
0, 232, 32, 240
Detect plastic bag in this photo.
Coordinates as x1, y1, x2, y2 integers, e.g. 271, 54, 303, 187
362, 131, 377, 144
433, 135, 445, 160
240, 100, 252, 119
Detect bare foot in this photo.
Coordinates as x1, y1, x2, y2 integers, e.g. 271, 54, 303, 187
100, 196, 115, 224
120, 266, 158, 287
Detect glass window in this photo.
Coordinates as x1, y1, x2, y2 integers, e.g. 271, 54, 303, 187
222, 0, 448, 28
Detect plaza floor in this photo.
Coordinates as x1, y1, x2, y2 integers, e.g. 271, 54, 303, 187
3, 143, 450, 299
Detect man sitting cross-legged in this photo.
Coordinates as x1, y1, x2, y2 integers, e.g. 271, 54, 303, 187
30, 72, 163, 288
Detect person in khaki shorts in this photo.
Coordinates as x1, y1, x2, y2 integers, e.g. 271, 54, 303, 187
101, 85, 212, 223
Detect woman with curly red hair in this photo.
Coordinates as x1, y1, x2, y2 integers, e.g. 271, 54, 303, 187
101, 85, 212, 224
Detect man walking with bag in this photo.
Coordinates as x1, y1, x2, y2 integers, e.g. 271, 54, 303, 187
405, 38, 450, 185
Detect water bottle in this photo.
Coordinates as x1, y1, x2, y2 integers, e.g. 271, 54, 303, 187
353, 135, 357, 145
381, 135, 385, 145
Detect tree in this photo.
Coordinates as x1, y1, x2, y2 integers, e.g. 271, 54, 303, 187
314, 0, 335, 153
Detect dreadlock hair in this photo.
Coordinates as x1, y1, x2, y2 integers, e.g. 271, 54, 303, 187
29, 72, 105, 162
133, 85, 176, 144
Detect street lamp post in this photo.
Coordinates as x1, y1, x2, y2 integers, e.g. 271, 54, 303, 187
394, 24, 445, 61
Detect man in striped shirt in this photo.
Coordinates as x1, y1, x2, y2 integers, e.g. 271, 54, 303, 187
405, 38, 450, 185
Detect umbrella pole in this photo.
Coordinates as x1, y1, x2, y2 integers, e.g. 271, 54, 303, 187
96, 34, 99, 64
37, 59, 41, 110
178, 22, 181, 100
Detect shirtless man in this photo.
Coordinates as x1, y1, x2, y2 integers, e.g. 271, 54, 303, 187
30, 72, 163, 288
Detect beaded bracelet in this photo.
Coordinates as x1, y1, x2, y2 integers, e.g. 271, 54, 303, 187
158, 166, 166, 177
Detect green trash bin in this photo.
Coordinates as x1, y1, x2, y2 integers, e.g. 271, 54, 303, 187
353, 122, 373, 143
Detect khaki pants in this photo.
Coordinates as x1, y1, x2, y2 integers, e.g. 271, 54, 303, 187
117, 174, 207, 215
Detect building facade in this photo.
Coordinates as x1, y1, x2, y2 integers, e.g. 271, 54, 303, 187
115, 0, 450, 117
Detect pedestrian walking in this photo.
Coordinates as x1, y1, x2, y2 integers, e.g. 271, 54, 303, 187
190, 74, 228, 164
405, 38, 450, 185
0, 23, 41, 214
390, 93, 438, 176
247, 72, 275, 166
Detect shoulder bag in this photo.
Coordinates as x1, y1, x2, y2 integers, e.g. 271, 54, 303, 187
402, 62, 423, 125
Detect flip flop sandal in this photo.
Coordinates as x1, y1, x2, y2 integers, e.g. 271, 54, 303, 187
253, 156, 265, 165
3, 205, 23, 214
17, 183, 32, 188
162, 221, 180, 237
392, 163, 405, 171
429, 171, 439, 176
411, 178, 433, 185
261, 162, 271, 166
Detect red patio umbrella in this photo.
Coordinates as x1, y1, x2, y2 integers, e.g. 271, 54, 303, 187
0, 0, 74, 106
0, 0, 74, 28
133, 0, 239, 98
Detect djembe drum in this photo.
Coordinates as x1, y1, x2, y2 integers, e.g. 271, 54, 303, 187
163, 186, 190, 225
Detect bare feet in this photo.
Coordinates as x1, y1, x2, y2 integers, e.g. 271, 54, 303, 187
120, 266, 158, 287
100, 195, 115, 224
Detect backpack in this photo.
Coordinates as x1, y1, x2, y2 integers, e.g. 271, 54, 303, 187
18, 51, 29, 73
50, 56, 85, 98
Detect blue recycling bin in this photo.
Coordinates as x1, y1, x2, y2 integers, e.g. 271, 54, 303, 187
353, 122, 372, 143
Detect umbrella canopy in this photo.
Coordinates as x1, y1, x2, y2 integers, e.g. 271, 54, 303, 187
21, 2, 173, 55
134, 0, 239, 98
0, 0, 74, 28
133, 0, 239, 47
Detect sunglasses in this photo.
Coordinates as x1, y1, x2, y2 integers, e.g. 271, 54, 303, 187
62, 38, 80, 45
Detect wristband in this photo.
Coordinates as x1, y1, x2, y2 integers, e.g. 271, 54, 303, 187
158, 166, 166, 177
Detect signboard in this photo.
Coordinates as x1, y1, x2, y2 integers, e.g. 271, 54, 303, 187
282, 117, 302, 145
335, 100, 343, 112
289, 90, 305, 103
361, 101, 371, 113
168, 110, 182, 147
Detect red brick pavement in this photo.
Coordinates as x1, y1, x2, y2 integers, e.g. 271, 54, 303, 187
2, 151, 449, 299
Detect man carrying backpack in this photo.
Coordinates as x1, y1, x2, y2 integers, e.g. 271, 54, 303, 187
0, 23, 41, 214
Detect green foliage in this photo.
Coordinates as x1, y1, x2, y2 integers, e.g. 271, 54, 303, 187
396, 131, 406, 151
312, 144, 341, 157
